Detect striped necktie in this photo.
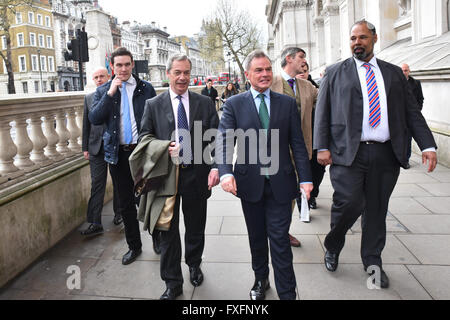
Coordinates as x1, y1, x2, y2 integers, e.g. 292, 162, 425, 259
287, 78, 295, 92
363, 63, 381, 129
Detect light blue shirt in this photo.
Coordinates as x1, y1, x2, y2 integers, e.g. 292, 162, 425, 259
281, 70, 296, 94
250, 87, 271, 116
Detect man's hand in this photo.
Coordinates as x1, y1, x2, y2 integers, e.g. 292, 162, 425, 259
208, 170, 220, 190
317, 150, 333, 166
83, 151, 89, 160
300, 183, 313, 200
107, 78, 122, 97
169, 142, 180, 158
221, 176, 237, 196
422, 151, 437, 173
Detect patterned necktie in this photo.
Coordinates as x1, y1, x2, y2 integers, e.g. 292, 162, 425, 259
121, 82, 133, 144
363, 63, 381, 129
257, 93, 270, 130
177, 95, 191, 163
287, 78, 295, 92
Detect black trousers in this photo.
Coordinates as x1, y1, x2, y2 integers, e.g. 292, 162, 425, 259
108, 149, 142, 251
241, 179, 296, 300
324, 142, 400, 269
158, 166, 208, 288
86, 152, 119, 225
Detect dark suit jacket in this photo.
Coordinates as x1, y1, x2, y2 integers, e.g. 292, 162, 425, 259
314, 57, 436, 169
82, 92, 104, 156
139, 90, 219, 199
217, 90, 312, 204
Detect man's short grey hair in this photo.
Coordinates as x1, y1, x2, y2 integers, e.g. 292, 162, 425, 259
166, 54, 192, 72
280, 47, 306, 68
351, 19, 377, 35
245, 50, 272, 71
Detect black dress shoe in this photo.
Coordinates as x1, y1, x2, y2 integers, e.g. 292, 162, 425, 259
324, 251, 339, 272
113, 215, 123, 225
80, 224, 104, 236
250, 279, 270, 300
122, 249, 142, 265
367, 268, 390, 289
160, 285, 183, 300
152, 232, 161, 255
308, 197, 317, 209
189, 266, 204, 287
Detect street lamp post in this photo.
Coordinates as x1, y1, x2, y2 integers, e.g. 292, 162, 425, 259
227, 51, 231, 82
37, 49, 43, 93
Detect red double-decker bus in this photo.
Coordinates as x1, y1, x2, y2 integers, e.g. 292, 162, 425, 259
219, 72, 230, 83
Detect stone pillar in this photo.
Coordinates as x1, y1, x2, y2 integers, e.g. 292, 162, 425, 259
13, 116, 40, 173
67, 108, 82, 153
43, 112, 64, 162
313, 16, 326, 70
29, 114, 52, 167
85, 9, 114, 91
0, 118, 23, 178
55, 110, 73, 157
323, 0, 341, 64
75, 106, 84, 146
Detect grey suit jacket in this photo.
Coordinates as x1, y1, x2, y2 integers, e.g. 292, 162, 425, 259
82, 92, 104, 156
314, 57, 436, 168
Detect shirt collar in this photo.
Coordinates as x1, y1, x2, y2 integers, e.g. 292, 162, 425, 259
354, 55, 379, 69
281, 70, 294, 82
122, 75, 136, 86
250, 87, 270, 100
169, 88, 189, 101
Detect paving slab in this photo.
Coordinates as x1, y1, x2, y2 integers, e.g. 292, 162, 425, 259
202, 235, 251, 263
351, 215, 409, 233
295, 264, 431, 300
388, 197, 432, 215
417, 183, 450, 196
191, 263, 281, 300
413, 197, 450, 214
77, 259, 193, 300
397, 173, 439, 184
207, 200, 243, 217
318, 234, 420, 265
396, 235, 450, 265
289, 214, 342, 235
391, 184, 433, 197
406, 265, 450, 300
428, 172, 450, 182
0, 288, 47, 300
290, 235, 325, 263
395, 215, 450, 234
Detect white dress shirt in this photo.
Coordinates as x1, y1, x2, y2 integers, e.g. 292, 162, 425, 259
119, 76, 138, 144
354, 56, 390, 143
169, 88, 190, 146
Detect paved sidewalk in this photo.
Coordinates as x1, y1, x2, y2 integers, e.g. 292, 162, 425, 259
1, 153, 449, 300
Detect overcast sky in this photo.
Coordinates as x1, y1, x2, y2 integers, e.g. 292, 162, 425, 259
97, 0, 268, 42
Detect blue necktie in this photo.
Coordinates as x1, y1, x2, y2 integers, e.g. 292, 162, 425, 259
177, 95, 191, 163
121, 82, 133, 144
287, 78, 295, 92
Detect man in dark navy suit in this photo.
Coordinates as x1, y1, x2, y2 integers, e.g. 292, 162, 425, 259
217, 50, 313, 300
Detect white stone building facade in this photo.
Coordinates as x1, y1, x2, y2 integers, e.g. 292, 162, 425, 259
266, 0, 450, 166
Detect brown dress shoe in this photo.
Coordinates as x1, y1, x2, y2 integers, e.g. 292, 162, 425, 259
289, 234, 301, 247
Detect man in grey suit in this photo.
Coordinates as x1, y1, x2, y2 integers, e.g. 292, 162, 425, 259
139, 54, 219, 300
81, 67, 122, 236
314, 20, 437, 288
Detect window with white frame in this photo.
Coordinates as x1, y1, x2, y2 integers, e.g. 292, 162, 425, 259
34, 81, 39, 93
43, 81, 47, 92
31, 54, 38, 71
38, 34, 44, 47
40, 55, 47, 71
18, 55, 26, 72
45, 16, 51, 27
1, 36, 6, 50
17, 33, 24, 47
16, 12, 23, 24
28, 12, 34, 24
37, 14, 43, 25
48, 56, 54, 72
29, 33, 36, 46
46, 35, 52, 48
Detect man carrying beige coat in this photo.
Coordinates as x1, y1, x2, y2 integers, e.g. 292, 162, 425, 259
271, 47, 318, 248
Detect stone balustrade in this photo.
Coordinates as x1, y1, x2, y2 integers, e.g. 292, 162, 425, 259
0, 92, 86, 187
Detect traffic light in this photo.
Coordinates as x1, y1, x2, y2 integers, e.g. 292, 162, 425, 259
64, 38, 80, 61
79, 31, 89, 62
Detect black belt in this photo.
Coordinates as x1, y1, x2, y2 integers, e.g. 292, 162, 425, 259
361, 140, 390, 145
120, 144, 137, 152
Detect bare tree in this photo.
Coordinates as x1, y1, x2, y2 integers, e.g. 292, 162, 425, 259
200, 0, 262, 82
0, 0, 35, 94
